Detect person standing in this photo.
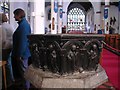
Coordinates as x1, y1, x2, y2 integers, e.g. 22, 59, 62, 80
2, 13, 13, 49
11, 8, 31, 89
1, 13, 15, 87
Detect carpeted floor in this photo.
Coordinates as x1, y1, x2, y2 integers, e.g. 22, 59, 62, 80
101, 48, 120, 89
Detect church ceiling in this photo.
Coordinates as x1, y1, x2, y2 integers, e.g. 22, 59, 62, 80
68, 2, 92, 12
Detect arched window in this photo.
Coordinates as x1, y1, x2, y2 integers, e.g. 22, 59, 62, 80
67, 7, 85, 32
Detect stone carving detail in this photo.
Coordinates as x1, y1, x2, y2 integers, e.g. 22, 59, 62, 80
28, 34, 104, 75
61, 40, 83, 74
46, 41, 61, 73
83, 39, 101, 70
29, 37, 44, 68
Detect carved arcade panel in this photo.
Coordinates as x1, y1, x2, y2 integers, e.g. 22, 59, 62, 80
28, 34, 104, 75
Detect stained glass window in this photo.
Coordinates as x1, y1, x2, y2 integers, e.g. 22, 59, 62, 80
67, 7, 85, 32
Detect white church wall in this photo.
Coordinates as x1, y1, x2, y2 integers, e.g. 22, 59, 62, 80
28, 2, 34, 33
62, 1, 71, 28
91, 1, 101, 33
86, 8, 94, 33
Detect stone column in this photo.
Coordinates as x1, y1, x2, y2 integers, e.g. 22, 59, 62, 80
51, 0, 58, 34
93, 1, 101, 33
34, 0, 45, 34
104, 0, 110, 34
9, 2, 16, 31
58, 0, 63, 34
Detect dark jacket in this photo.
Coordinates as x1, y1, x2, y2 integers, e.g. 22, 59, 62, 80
12, 17, 31, 59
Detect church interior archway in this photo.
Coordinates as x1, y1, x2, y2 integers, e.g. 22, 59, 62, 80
67, 1, 93, 33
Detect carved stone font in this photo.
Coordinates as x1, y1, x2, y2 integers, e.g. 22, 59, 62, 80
28, 34, 104, 75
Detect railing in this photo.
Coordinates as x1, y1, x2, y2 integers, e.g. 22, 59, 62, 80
104, 34, 120, 55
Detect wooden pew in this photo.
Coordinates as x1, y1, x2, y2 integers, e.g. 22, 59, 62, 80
115, 34, 120, 50
109, 35, 116, 48
104, 34, 120, 50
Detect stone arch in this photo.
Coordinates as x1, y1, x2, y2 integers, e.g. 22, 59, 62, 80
67, 2, 86, 15
67, 1, 93, 32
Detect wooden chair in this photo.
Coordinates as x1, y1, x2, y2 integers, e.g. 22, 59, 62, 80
0, 61, 7, 89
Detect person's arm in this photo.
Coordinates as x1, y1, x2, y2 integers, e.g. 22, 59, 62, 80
2, 28, 7, 48
3, 24, 14, 49
7, 24, 14, 48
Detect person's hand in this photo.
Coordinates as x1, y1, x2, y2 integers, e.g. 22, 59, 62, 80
16, 57, 22, 61
12, 56, 22, 61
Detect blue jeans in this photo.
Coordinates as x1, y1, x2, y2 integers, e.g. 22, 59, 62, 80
12, 57, 30, 89
6, 53, 15, 85
19, 58, 30, 89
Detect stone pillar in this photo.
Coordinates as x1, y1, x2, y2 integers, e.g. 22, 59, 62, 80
34, 0, 45, 34
51, 0, 58, 34
104, 0, 110, 34
9, 2, 16, 31
93, 2, 101, 33
58, 0, 63, 34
